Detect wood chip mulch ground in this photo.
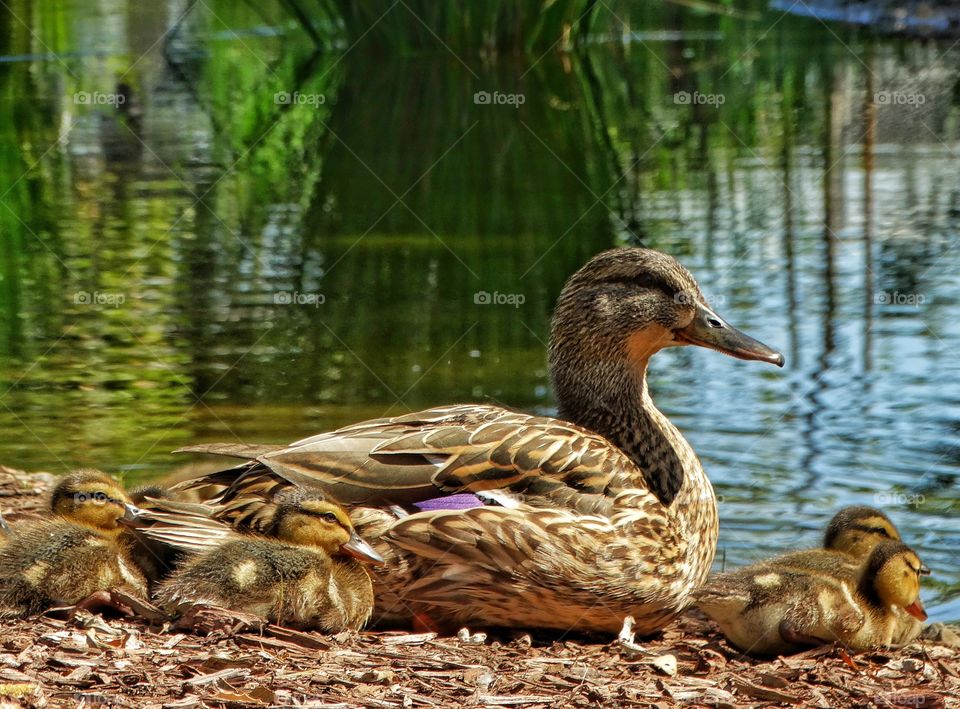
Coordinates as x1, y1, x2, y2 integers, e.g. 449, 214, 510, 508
2, 467, 958, 709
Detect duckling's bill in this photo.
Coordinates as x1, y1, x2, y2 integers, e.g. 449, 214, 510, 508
674, 302, 785, 367
903, 599, 928, 621
341, 530, 385, 565
123, 502, 144, 522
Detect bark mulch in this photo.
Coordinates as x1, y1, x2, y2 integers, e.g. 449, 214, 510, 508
2, 467, 958, 709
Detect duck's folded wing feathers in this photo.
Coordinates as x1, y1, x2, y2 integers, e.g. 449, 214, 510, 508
175, 405, 632, 519
128, 500, 234, 554
175, 443, 287, 459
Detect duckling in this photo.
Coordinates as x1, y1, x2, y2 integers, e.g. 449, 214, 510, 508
0, 470, 148, 617
765, 505, 925, 645
154, 492, 382, 632
696, 541, 928, 656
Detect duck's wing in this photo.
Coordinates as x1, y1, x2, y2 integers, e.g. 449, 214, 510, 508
176, 443, 287, 460
125, 498, 234, 554
174, 405, 634, 531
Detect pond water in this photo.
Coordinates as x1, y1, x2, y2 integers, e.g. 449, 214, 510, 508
0, 2, 958, 620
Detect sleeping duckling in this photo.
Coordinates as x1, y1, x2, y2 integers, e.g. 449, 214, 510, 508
0, 470, 148, 617
154, 492, 382, 632
768, 505, 924, 645
696, 540, 928, 656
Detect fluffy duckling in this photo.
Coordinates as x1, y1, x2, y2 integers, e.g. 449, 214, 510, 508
0, 470, 148, 617
154, 492, 382, 632
696, 540, 928, 656
768, 505, 924, 645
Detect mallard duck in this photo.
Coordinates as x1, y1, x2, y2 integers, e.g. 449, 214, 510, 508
154, 491, 381, 632
0, 470, 148, 617
164, 248, 783, 634
696, 540, 928, 656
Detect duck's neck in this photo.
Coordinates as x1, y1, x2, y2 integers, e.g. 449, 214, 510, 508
556, 358, 704, 507
554, 351, 719, 592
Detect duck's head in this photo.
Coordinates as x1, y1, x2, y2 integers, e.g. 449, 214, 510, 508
270, 492, 384, 564
824, 505, 901, 558
50, 470, 138, 534
864, 541, 930, 621
550, 248, 782, 418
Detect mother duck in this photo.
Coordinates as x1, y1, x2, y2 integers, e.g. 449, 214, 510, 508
171, 248, 783, 635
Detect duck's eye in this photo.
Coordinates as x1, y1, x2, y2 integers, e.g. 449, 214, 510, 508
866, 525, 893, 538
321, 512, 338, 523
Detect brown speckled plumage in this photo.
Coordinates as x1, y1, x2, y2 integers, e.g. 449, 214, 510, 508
166, 248, 781, 635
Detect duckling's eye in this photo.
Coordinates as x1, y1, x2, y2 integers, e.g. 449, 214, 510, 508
321, 512, 338, 523
76, 491, 108, 504
866, 525, 894, 538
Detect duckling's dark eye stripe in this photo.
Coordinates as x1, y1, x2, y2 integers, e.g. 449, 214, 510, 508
849, 523, 894, 538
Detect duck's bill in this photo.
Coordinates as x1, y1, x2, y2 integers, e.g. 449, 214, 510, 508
342, 531, 386, 565
903, 600, 928, 621
674, 303, 784, 367
122, 502, 145, 523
